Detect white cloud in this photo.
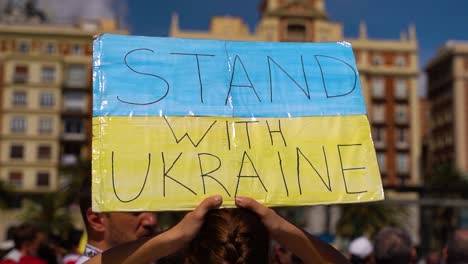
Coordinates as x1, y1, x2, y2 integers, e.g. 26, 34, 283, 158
0, 0, 127, 27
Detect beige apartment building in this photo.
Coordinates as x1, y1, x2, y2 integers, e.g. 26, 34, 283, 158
426, 41, 468, 175
171, 0, 421, 241
0, 19, 125, 199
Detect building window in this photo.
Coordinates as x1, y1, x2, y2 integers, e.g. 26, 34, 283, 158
395, 104, 408, 124
10, 117, 26, 133
12, 91, 27, 106
372, 78, 385, 98
71, 44, 83, 55
41, 66, 56, 83
286, 24, 306, 42
397, 128, 407, 143
396, 153, 409, 173
64, 92, 86, 112
13, 65, 28, 83
372, 127, 386, 148
38, 117, 53, 134
10, 144, 24, 159
37, 145, 52, 160
36, 172, 50, 187
64, 119, 83, 134
396, 128, 409, 149
372, 104, 385, 123
18, 40, 29, 54
395, 55, 406, 67
9, 171, 23, 187
376, 152, 386, 173
395, 79, 407, 99
39, 92, 55, 107
66, 64, 86, 87
372, 54, 383, 66
46, 42, 56, 54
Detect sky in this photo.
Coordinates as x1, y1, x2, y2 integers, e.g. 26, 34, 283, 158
123, 0, 468, 69
4, 0, 464, 68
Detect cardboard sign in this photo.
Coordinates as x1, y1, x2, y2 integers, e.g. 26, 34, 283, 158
92, 34, 383, 211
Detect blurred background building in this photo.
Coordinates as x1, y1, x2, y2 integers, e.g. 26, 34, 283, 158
0, 0, 126, 236
426, 42, 468, 174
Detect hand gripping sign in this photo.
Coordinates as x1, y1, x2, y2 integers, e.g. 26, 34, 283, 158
92, 34, 383, 211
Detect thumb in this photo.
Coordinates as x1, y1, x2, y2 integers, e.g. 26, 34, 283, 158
193, 195, 223, 220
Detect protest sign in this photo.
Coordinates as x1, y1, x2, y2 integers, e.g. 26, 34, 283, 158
92, 34, 383, 211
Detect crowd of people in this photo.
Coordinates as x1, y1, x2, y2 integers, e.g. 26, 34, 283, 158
1, 176, 467, 263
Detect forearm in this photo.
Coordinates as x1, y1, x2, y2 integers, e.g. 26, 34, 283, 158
273, 218, 348, 264
85, 233, 180, 264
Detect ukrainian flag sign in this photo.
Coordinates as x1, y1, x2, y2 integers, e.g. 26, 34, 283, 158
92, 34, 383, 212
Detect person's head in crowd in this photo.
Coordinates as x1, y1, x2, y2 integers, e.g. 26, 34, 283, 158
79, 175, 157, 251
373, 227, 415, 264
444, 229, 468, 264
12, 223, 44, 257
348, 236, 374, 264
423, 251, 441, 264
0, 226, 17, 258
185, 208, 269, 264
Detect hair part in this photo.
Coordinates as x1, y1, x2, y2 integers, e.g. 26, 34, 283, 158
185, 208, 270, 264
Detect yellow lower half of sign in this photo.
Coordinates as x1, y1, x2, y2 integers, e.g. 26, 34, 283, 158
92, 115, 383, 212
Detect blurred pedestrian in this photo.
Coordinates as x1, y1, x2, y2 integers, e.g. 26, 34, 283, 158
0, 223, 46, 264
443, 229, 468, 264
349, 236, 374, 264
62, 230, 83, 264
373, 227, 416, 264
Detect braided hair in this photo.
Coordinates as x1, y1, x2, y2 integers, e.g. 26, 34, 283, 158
185, 208, 270, 264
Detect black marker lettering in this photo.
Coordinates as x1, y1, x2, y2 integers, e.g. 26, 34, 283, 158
225, 55, 261, 105
296, 146, 332, 195
315, 55, 357, 98
235, 121, 259, 149
170, 53, 215, 103
337, 144, 367, 194
198, 153, 231, 196
164, 116, 217, 147
112, 151, 150, 203
268, 55, 310, 102
120, 48, 169, 105
225, 120, 231, 150
235, 151, 267, 197
162, 152, 196, 196
266, 119, 287, 146
277, 152, 289, 197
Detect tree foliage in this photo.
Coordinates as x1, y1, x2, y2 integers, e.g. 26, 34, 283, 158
425, 165, 468, 250
336, 202, 407, 239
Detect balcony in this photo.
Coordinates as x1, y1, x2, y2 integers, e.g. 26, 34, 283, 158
61, 154, 78, 165
396, 140, 409, 150
374, 140, 386, 149
62, 132, 86, 141
63, 100, 87, 113
13, 73, 28, 83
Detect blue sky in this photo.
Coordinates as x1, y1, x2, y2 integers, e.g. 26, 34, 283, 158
125, 0, 468, 69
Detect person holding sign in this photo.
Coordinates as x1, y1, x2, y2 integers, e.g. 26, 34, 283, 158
84, 196, 348, 264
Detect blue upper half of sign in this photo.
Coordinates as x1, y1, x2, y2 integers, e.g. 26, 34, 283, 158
93, 34, 366, 117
